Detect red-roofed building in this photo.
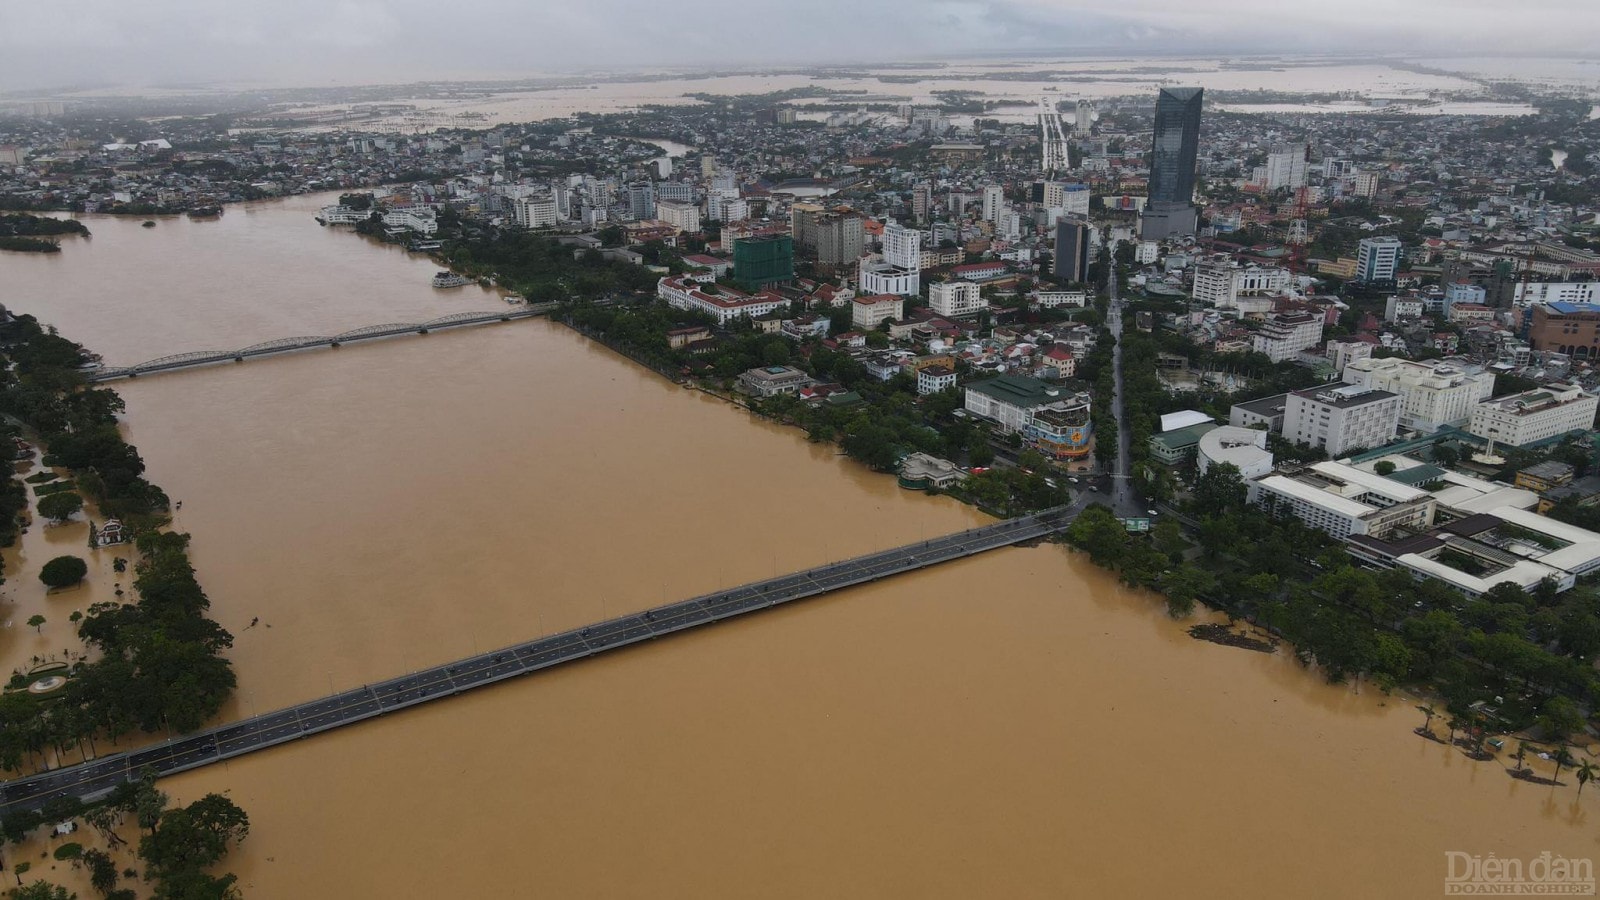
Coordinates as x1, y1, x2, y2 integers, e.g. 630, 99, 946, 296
1039, 344, 1076, 379
851, 294, 903, 330
952, 261, 1007, 281
682, 254, 731, 278
657, 275, 786, 325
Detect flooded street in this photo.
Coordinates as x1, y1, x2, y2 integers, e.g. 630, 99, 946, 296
0, 195, 1595, 897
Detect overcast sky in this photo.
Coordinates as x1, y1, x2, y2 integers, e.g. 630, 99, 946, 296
1, 0, 1594, 92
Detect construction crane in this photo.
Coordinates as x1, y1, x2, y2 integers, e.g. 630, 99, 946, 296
1286, 184, 1311, 282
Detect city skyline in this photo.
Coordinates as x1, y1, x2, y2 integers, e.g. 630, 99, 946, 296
1, 0, 1596, 92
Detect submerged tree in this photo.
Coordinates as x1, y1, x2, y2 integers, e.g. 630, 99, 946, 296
38, 557, 87, 589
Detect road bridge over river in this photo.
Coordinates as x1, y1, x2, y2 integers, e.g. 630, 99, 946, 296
86, 304, 558, 383
0, 507, 1074, 816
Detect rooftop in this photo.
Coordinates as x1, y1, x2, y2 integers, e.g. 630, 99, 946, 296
1151, 423, 1219, 451
966, 374, 1071, 409
1544, 302, 1600, 315
1293, 384, 1399, 409
1160, 410, 1214, 433
1234, 392, 1289, 416
1520, 460, 1576, 481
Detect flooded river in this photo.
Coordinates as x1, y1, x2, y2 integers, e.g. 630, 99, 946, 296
0, 195, 1595, 897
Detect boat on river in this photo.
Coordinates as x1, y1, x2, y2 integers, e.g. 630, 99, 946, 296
432, 271, 471, 288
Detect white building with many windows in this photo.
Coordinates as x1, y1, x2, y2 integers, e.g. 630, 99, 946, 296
1253, 311, 1325, 362
917, 365, 958, 396
1032, 290, 1088, 309
657, 275, 785, 326
1342, 357, 1496, 433
1041, 182, 1091, 217
1356, 235, 1403, 283
513, 196, 559, 229
1515, 282, 1600, 305
851, 294, 904, 330
1282, 384, 1402, 457
656, 199, 701, 233
1193, 261, 1291, 310
858, 221, 923, 296
929, 280, 986, 318
1469, 383, 1599, 447
1247, 461, 1436, 540
964, 375, 1078, 433
382, 206, 439, 234
981, 184, 1004, 223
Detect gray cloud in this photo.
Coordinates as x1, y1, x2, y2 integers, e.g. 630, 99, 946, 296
0, 0, 1591, 93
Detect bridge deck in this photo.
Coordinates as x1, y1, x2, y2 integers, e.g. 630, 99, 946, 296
0, 508, 1070, 815
87, 304, 558, 383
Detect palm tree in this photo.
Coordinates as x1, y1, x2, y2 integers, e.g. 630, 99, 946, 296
1416, 704, 1437, 734
1447, 716, 1462, 749
1576, 761, 1597, 798
1551, 747, 1575, 791
1515, 741, 1531, 773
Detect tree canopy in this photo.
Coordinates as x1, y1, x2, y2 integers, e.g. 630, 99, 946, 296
38, 555, 87, 589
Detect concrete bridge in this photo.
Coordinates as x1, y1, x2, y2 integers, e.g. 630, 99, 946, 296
0, 507, 1072, 815
87, 304, 558, 382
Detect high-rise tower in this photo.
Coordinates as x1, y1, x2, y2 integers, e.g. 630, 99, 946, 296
1141, 87, 1203, 240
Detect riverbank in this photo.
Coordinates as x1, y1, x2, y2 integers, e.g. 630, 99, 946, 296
0, 316, 236, 779
1062, 483, 1600, 756
5, 190, 1594, 896
553, 304, 1070, 518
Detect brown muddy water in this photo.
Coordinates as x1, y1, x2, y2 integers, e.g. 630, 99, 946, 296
0, 194, 1594, 898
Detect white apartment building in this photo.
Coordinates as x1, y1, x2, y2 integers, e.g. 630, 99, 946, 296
880, 221, 922, 269
514, 196, 558, 229
1351, 170, 1380, 199
1247, 461, 1436, 540
998, 209, 1022, 241
1469, 383, 1600, 447
929, 281, 986, 318
981, 185, 1004, 223
1192, 263, 1237, 307
1193, 262, 1289, 310
1341, 358, 1496, 433
1282, 384, 1402, 457
1515, 282, 1600, 304
1042, 182, 1091, 217
851, 294, 904, 330
1385, 296, 1424, 321
1252, 311, 1325, 362
381, 207, 438, 235
656, 199, 701, 233
1260, 143, 1308, 190
1356, 235, 1403, 282
1135, 241, 1159, 264
1325, 339, 1373, 376
858, 222, 922, 297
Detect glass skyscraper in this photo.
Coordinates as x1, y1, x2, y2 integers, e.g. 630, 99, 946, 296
1149, 87, 1202, 204
1141, 87, 1203, 240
